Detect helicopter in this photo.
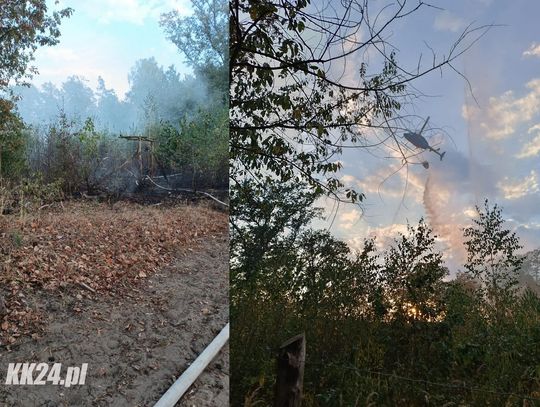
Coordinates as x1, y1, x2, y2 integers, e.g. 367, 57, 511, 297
403, 116, 446, 161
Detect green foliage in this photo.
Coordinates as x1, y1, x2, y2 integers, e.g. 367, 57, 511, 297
0, 0, 73, 91
0, 99, 28, 179
153, 105, 228, 187
231, 193, 540, 406
160, 0, 228, 98
382, 219, 448, 322
463, 199, 524, 304
25, 113, 128, 195
9, 230, 23, 248
231, 179, 322, 285
0, 173, 63, 215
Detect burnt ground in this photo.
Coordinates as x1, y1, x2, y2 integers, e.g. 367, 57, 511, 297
0, 235, 229, 406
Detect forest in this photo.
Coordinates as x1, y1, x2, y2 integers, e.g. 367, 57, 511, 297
231, 182, 540, 405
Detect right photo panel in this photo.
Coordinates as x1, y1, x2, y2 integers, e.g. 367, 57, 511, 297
230, 0, 540, 405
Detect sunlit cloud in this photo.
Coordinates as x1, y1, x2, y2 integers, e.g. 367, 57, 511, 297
338, 209, 362, 230
463, 207, 477, 218
341, 164, 425, 204
475, 79, 540, 140
498, 170, 539, 200
516, 124, 540, 158
366, 223, 409, 251
523, 42, 540, 58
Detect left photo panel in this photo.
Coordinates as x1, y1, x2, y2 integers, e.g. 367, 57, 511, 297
0, 1, 229, 406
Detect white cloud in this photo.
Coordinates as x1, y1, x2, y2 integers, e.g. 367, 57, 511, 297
33, 40, 131, 97
70, 0, 191, 25
463, 207, 477, 219
516, 124, 540, 158
338, 209, 362, 230
523, 42, 540, 58
366, 224, 409, 250
477, 79, 540, 140
340, 164, 425, 204
498, 170, 539, 200
31, 2, 192, 99
433, 11, 466, 33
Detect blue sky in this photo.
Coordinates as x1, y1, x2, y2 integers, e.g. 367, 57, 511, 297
312, 0, 540, 272
30, 0, 193, 98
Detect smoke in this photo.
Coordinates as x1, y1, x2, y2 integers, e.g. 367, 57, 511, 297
421, 145, 499, 270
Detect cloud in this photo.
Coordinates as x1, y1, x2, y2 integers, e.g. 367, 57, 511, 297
33, 41, 131, 97
33, 0, 191, 99
433, 11, 466, 33
469, 78, 540, 140
498, 170, 539, 200
340, 164, 425, 204
368, 224, 409, 250
516, 125, 540, 158
338, 208, 362, 230
523, 42, 540, 58
74, 0, 192, 25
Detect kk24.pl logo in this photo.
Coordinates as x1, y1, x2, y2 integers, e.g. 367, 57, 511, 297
5, 363, 88, 387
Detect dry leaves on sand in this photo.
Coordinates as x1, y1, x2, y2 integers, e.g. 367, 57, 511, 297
0, 201, 227, 345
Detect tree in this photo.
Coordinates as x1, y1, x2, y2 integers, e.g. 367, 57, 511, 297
0, 0, 72, 92
463, 200, 523, 302
94, 76, 139, 133
160, 0, 228, 98
230, 0, 491, 202
382, 219, 447, 322
0, 99, 27, 178
127, 58, 169, 121
231, 178, 322, 284
0, 0, 71, 181
61, 76, 96, 120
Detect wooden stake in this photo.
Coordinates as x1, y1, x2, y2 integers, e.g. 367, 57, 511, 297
274, 333, 306, 407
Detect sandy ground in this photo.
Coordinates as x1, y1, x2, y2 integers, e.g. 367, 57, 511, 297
0, 235, 229, 406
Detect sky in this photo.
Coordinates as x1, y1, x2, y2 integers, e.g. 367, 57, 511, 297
312, 0, 540, 273
30, 0, 193, 98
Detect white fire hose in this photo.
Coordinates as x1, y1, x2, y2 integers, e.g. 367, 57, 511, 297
153, 323, 230, 407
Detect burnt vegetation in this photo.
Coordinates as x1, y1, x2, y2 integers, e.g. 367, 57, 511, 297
1, 0, 228, 214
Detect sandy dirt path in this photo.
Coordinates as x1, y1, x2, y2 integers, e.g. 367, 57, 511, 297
0, 234, 229, 406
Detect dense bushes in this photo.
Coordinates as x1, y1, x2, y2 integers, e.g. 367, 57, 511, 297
231, 183, 540, 406
0, 101, 228, 202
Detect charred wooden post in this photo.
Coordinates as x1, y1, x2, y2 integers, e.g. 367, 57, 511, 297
119, 135, 156, 184
274, 333, 306, 407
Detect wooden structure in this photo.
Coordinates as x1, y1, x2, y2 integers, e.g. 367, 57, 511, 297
274, 333, 306, 407
119, 135, 156, 178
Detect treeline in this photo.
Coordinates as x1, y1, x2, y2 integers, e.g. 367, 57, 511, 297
231, 181, 540, 406
13, 59, 212, 133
